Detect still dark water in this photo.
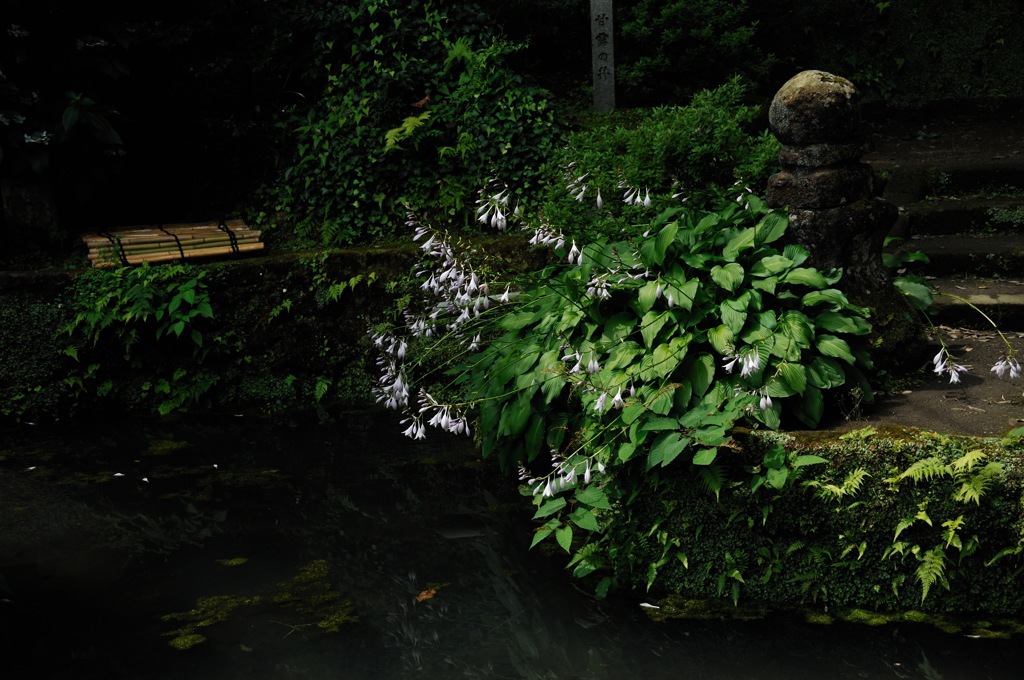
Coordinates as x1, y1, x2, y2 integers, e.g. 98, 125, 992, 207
1, 412, 1022, 680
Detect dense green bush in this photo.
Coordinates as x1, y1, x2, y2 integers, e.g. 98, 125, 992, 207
535, 77, 780, 242
273, 0, 563, 246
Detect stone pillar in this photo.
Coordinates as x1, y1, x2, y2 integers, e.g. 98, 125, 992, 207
766, 70, 924, 369
590, 0, 615, 113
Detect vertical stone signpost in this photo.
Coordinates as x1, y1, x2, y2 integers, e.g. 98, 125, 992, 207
590, 0, 615, 113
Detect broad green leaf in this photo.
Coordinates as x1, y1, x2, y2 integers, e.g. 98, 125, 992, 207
802, 288, 851, 309
792, 454, 828, 467
816, 334, 855, 364
576, 485, 612, 509
685, 353, 715, 398
622, 402, 647, 425
530, 525, 554, 548
794, 385, 824, 427
570, 507, 600, 532
720, 299, 747, 335
763, 443, 786, 469
641, 310, 670, 349
636, 279, 661, 315
766, 466, 789, 489
777, 362, 807, 395
815, 311, 871, 335
556, 525, 574, 553
648, 431, 691, 468
692, 448, 717, 465
534, 497, 566, 519
641, 417, 682, 432
653, 221, 679, 266
808, 357, 846, 389
708, 324, 734, 354
722, 226, 755, 261
524, 414, 546, 459
711, 263, 745, 292
498, 389, 533, 436
753, 254, 794, 276
894, 277, 934, 312
781, 267, 829, 288
754, 210, 788, 245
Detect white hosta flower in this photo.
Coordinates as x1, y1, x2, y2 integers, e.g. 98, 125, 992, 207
991, 356, 1021, 381
611, 387, 625, 409
567, 240, 581, 265
759, 391, 773, 411
596, 188, 603, 209
587, 354, 601, 374
594, 392, 608, 413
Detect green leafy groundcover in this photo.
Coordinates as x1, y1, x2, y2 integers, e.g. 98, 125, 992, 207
610, 426, 1024, 618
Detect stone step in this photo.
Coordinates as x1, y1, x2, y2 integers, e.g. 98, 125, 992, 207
921, 276, 1024, 331
890, 233, 1024, 278
891, 197, 1024, 239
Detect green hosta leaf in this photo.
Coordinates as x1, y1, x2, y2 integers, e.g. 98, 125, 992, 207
648, 431, 691, 468
606, 341, 642, 371
530, 521, 557, 548
755, 210, 788, 245
641, 416, 682, 432
622, 402, 647, 425
816, 334, 855, 364
720, 299, 748, 336
722, 227, 756, 261
639, 342, 681, 381
641, 310, 670, 349
793, 385, 825, 427
808, 357, 846, 389
684, 353, 715, 398
666, 278, 699, 312
653, 221, 679, 266
894, 277, 934, 312
777, 362, 807, 395
753, 254, 794, 276
781, 268, 829, 289
708, 325, 734, 355
711, 263, 745, 292
815, 311, 871, 335
802, 288, 852, 309
602, 312, 636, 343
636, 279, 661, 315
498, 389, 534, 436
783, 244, 810, 266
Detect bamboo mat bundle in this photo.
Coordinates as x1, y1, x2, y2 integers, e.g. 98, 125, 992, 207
82, 219, 263, 267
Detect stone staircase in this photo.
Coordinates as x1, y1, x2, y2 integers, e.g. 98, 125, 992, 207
865, 108, 1024, 331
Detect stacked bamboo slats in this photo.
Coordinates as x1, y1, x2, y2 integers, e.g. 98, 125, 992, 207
82, 219, 263, 267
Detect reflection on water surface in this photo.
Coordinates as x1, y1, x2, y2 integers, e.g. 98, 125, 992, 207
1, 413, 1022, 679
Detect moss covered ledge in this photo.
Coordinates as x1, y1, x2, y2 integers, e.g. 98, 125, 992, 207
607, 426, 1024, 627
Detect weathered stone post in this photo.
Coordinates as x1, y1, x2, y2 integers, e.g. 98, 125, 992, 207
590, 0, 615, 113
766, 70, 925, 369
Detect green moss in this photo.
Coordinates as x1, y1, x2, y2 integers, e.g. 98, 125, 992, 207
167, 633, 206, 650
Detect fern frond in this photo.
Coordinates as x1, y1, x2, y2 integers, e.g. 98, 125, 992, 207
698, 464, 725, 500
842, 468, 870, 496
950, 448, 987, 474
893, 515, 917, 541
899, 456, 949, 483
915, 547, 949, 604
942, 515, 965, 549
955, 462, 1004, 505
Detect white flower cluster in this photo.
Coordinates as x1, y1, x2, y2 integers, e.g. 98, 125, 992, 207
521, 454, 606, 498
722, 345, 763, 378
399, 389, 471, 439
621, 184, 652, 208
931, 347, 968, 384
412, 219, 491, 336
371, 329, 410, 410
476, 180, 518, 231
991, 355, 1022, 381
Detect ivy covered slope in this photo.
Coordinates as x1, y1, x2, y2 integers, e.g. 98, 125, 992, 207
620, 427, 1024, 620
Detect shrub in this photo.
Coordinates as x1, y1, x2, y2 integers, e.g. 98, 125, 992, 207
273, 0, 563, 246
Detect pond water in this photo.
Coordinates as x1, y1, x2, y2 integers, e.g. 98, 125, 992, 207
1, 412, 1022, 680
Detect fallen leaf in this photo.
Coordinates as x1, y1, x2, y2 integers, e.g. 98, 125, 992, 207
415, 588, 437, 603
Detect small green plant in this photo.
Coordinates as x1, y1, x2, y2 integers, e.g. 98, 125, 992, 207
61, 263, 219, 414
